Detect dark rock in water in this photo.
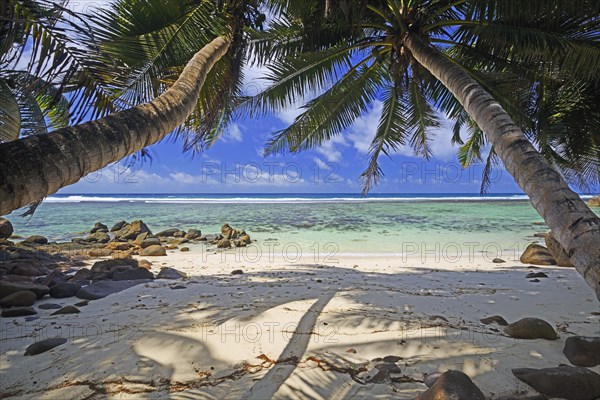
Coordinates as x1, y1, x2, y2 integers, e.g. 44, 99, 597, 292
140, 245, 166, 257
563, 336, 600, 367
156, 267, 187, 280
180, 247, 190, 252
545, 232, 574, 267
184, 229, 201, 240
0, 290, 37, 307
114, 220, 152, 241
2, 307, 37, 317
171, 285, 186, 290
113, 267, 154, 281
415, 370, 485, 400
110, 220, 128, 232
74, 300, 89, 307
38, 303, 63, 310
24, 338, 67, 356
480, 315, 509, 326
0, 218, 14, 239
85, 232, 110, 243
526, 272, 548, 279
529, 279, 540, 282
512, 365, 600, 400
51, 305, 80, 315
76, 280, 150, 300
492, 258, 506, 263
156, 228, 180, 237
519, 244, 556, 266
231, 269, 244, 275
504, 318, 557, 340
23, 235, 48, 245
90, 222, 108, 234
49, 282, 81, 298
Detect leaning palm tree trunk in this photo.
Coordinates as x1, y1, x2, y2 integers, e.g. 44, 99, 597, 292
405, 34, 600, 300
0, 35, 231, 215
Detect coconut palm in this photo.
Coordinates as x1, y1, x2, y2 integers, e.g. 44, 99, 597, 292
0, 0, 273, 214
247, 0, 600, 298
0, 0, 116, 143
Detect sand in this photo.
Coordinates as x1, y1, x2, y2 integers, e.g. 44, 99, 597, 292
1, 250, 599, 399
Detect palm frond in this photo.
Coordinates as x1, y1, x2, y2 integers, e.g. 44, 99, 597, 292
361, 84, 407, 194
0, 79, 21, 142
406, 79, 439, 159
265, 57, 386, 156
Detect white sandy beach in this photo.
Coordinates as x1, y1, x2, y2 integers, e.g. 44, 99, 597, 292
1, 250, 598, 399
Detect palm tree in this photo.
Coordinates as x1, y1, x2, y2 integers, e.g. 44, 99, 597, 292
247, 0, 600, 298
0, 0, 115, 143
0, 0, 271, 213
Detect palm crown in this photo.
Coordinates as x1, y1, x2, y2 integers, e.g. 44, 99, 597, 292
245, 0, 600, 193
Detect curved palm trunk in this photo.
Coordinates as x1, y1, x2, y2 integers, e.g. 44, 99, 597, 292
0, 35, 231, 215
405, 34, 600, 300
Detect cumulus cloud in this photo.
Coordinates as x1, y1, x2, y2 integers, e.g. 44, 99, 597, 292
223, 123, 244, 142
315, 134, 346, 162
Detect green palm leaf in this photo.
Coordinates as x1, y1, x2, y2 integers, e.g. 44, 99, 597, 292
361, 84, 408, 194
0, 80, 21, 142
265, 57, 386, 155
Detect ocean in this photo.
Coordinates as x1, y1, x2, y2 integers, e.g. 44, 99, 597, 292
5, 193, 596, 259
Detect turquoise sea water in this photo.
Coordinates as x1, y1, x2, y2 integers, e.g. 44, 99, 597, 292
8, 193, 593, 259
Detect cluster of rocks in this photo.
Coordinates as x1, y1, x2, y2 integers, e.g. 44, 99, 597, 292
345, 331, 599, 400
471, 314, 600, 400
0, 218, 254, 321
519, 231, 573, 267
587, 194, 600, 207
72, 220, 252, 258
0, 256, 188, 318
215, 224, 252, 249
417, 366, 600, 400
70, 220, 201, 258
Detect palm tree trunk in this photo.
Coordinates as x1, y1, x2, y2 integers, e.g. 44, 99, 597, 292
0, 35, 231, 215
405, 34, 600, 300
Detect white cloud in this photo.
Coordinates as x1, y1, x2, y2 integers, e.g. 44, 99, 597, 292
346, 101, 383, 154
429, 118, 460, 161
169, 172, 204, 185
242, 65, 271, 97
276, 100, 306, 125
344, 101, 460, 161
223, 123, 244, 142
315, 134, 346, 162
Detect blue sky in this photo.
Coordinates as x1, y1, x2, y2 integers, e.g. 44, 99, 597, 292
60, 94, 524, 194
